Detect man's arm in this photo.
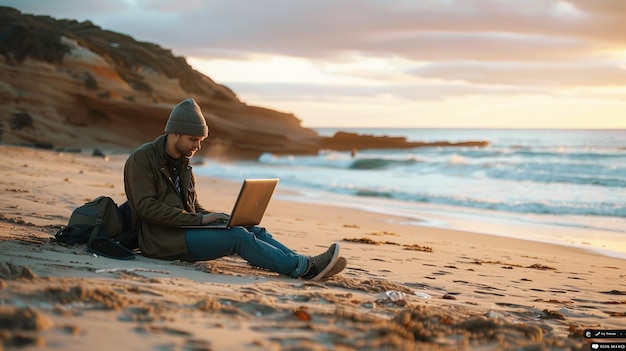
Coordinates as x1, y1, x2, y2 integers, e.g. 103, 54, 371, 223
124, 151, 203, 227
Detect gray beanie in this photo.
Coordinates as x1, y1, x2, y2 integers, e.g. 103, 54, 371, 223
164, 98, 208, 137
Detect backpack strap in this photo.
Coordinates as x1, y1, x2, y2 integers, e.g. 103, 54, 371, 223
87, 212, 105, 245
86, 211, 135, 260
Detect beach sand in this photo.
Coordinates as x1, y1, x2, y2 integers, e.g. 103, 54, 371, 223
0, 145, 624, 350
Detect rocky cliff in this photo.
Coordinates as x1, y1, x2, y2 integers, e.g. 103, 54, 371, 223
0, 7, 320, 158
0, 7, 488, 159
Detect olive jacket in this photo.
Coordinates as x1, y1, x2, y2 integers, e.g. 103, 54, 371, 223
124, 134, 209, 258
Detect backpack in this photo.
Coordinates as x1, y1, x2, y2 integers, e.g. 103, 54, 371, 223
55, 196, 138, 260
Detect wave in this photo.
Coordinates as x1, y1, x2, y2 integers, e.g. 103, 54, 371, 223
259, 153, 422, 171
349, 158, 418, 170
259, 150, 626, 187
485, 162, 626, 188
417, 147, 626, 164
352, 188, 626, 217
510, 149, 625, 161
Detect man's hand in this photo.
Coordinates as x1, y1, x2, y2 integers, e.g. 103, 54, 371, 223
201, 212, 230, 225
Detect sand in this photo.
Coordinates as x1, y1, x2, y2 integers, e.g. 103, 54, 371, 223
0, 145, 624, 351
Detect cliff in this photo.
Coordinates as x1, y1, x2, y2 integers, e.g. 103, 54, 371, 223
0, 7, 488, 158
0, 7, 319, 158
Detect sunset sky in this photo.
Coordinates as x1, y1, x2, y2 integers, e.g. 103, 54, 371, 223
4, 0, 626, 128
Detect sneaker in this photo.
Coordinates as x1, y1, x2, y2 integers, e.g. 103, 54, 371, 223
301, 243, 340, 281
322, 256, 347, 279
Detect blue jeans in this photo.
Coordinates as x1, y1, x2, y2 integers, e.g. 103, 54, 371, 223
184, 226, 308, 278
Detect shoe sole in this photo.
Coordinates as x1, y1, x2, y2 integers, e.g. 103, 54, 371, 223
311, 242, 340, 281
321, 256, 346, 280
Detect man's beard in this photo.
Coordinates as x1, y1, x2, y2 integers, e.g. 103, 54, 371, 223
176, 141, 197, 158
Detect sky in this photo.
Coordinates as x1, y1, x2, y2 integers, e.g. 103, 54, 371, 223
3, 0, 626, 128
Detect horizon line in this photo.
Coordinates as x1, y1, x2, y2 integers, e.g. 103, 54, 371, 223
306, 126, 626, 130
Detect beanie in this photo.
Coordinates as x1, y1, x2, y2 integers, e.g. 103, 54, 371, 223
164, 98, 208, 137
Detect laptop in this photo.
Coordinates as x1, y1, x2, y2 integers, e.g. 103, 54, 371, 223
181, 178, 279, 229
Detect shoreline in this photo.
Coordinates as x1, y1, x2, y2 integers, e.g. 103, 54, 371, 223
1, 145, 625, 350
250, 183, 626, 261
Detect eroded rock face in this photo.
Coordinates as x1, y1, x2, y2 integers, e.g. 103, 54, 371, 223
0, 7, 319, 158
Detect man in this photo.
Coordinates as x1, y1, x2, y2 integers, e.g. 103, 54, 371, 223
124, 98, 343, 280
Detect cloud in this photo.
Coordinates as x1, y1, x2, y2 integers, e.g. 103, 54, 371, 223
2, 0, 129, 19
225, 81, 548, 102
410, 60, 626, 87
8, 0, 625, 60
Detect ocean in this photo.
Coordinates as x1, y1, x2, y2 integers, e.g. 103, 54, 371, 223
196, 128, 626, 259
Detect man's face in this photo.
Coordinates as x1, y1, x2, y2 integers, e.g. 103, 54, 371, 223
174, 134, 206, 158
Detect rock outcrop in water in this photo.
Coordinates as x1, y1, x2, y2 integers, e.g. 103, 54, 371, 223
320, 132, 489, 151
0, 7, 488, 158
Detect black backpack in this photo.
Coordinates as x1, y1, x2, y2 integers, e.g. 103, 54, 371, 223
55, 196, 138, 260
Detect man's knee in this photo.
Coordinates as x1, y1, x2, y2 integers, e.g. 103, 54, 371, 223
249, 226, 272, 240
229, 227, 255, 242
